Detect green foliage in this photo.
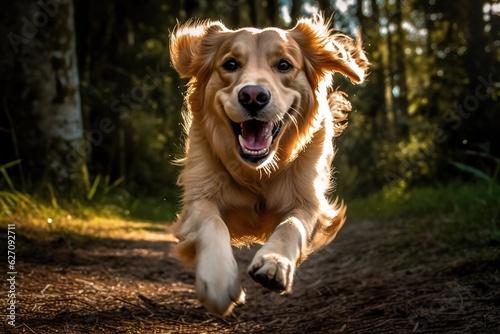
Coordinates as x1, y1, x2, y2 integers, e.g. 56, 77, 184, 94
1, 157, 174, 223
0, 160, 21, 191
1, 0, 499, 201
348, 181, 500, 249
0, 190, 38, 218
87, 174, 124, 201
0, 185, 175, 224
350, 181, 499, 220
335, 0, 499, 195
451, 161, 496, 183
129, 197, 178, 222
0, 160, 37, 217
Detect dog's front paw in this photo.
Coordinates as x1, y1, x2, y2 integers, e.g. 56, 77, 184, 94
248, 252, 295, 293
196, 254, 245, 316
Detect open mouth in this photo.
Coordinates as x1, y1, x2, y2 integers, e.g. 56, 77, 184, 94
231, 119, 282, 164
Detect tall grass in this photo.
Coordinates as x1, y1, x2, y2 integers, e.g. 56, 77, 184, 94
349, 182, 500, 222
0, 167, 177, 224
0, 160, 173, 242
348, 181, 500, 251
1, 187, 177, 242
1, 188, 177, 223
0, 190, 38, 217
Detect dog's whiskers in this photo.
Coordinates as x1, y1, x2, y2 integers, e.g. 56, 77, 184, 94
285, 108, 301, 135
258, 155, 279, 176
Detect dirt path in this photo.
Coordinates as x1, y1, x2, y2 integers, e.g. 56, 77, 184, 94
3, 220, 499, 333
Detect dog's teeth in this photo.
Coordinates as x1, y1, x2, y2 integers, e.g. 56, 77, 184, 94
262, 125, 271, 139
243, 146, 269, 156
238, 135, 270, 156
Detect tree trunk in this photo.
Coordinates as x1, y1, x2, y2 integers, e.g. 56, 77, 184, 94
230, 0, 241, 28
318, 0, 333, 19
247, 0, 259, 26
393, 0, 409, 138
0, 0, 88, 195
462, 0, 499, 157
184, 0, 200, 18
381, 1, 396, 140
267, 0, 280, 26
290, 0, 302, 23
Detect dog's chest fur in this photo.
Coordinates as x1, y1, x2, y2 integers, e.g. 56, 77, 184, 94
216, 134, 333, 245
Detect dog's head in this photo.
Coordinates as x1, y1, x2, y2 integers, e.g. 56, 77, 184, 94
170, 15, 368, 171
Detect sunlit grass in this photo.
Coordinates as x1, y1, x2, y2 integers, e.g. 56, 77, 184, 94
0, 188, 178, 242
347, 181, 500, 251
4, 215, 176, 243
348, 181, 500, 222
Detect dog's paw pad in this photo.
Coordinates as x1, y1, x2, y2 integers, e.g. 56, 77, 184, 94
248, 254, 294, 293
251, 271, 287, 291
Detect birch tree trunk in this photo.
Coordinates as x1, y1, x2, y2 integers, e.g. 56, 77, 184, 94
0, 0, 88, 194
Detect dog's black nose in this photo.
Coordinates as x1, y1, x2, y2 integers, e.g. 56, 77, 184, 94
238, 85, 271, 115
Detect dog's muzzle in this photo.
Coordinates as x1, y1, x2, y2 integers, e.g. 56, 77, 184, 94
230, 85, 283, 164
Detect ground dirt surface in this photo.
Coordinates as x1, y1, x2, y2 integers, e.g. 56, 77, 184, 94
2, 219, 499, 333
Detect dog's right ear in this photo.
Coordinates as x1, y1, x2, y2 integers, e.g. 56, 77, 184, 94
170, 21, 227, 78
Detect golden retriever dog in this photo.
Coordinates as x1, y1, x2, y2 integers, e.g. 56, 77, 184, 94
169, 14, 369, 316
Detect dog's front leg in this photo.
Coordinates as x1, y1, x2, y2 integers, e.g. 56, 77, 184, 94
248, 214, 311, 293
173, 201, 245, 316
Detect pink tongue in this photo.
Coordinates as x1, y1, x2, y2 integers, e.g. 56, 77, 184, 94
240, 120, 273, 150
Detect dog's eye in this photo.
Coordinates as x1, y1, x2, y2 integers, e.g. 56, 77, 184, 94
222, 59, 239, 72
276, 59, 293, 72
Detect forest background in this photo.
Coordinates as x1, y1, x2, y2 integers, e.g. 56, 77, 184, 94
0, 0, 499, 221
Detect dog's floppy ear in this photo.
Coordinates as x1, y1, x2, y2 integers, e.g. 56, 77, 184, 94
290, 15, 369, 84
170, 20, 227, 78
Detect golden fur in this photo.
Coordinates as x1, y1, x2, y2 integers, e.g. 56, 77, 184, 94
169, 14, 369, 316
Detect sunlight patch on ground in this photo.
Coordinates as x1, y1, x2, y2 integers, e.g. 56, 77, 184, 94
2, 215, 177, 242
